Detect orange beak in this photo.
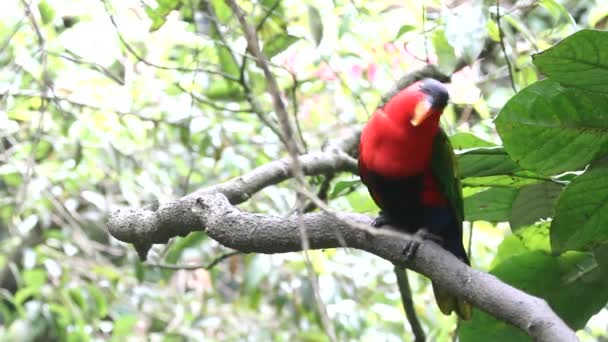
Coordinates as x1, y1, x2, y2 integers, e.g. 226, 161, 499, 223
410, 99, 433, 127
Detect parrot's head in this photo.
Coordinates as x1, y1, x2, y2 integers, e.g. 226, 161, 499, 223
381, 78, 449, 132
409, 78, 449, 127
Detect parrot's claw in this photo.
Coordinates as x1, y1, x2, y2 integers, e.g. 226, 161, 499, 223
402, 240, 420, 261
401, 228, 444, 261
371, 213, 391, 227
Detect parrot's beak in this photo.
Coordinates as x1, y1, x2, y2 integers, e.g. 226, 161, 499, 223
410, 99, 432, 127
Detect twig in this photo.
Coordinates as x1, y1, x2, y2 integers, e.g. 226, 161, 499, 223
496, 0, 517, 93
468, 221, 474, 261
422, 5, 430, 64
175, 83, 254, 113
202, 0, 291, 150
303, 173, 334, 213
394, 267, 426, 342
0, 17, 26, 54
288, 71, 308, 153
226, 1, 337, 340
255, 0, 282, 31
49, 52, 125, 84
146, 251, 241, 270
13, 0, 50, 233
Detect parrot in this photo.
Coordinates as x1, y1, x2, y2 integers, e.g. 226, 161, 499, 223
358, 78, 472, 320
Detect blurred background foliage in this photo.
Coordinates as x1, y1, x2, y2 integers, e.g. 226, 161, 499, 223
1, 0, 607, 341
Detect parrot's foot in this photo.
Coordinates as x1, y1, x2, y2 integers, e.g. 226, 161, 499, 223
401, 228, 445, 261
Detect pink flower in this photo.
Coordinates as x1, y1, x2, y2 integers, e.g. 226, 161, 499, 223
348, 64, 364, 79
366, 62, 377, 82
314, 63, 337, 81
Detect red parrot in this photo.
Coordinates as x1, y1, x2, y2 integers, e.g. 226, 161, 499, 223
358, 78, 472, 320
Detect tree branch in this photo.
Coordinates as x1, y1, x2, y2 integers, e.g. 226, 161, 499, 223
108, 192, 577, 342
394, 267, 426, 342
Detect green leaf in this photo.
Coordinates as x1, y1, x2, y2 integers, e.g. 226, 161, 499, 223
394, 24, 415, 40
330, 179, 360, 199
532, 29, 608, 93
338, 12, 352, 38
495, 79, 608, 175
509, 183, 563, 230
551, 158, 608, 252
486, 19, 500, 42
216, 44, 239, 78
539, 0, 576, 27
87, 285, 108, 318
144, 0, 183, 32
516, 222, 552, 253
432, 28, 458, 74
491, 223, 552, 268
112, 314, 138, 337
37, 1, 55, 25
211, 0, 232, 23
307, 5, 323, 46
164, 231, 207, 265
67, 288, 87, 312
461, 250, 608, 341
262, 34, 299, 58
464, 187, 518, 222
205, 80, 244, 100
22, 269, 47, 290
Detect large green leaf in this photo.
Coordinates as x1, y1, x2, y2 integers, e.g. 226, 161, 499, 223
551, 158, 608, 252
450, 133, 548, 186
450, 132, 495, 150
460, 173, 543, 188
465, 181, 562, 226
457, 147, 521, 179
464, 187, 518, 222
509, 183, 563, 230
495, 79, 608, 175
532, 29, 608, 93
460, 250, 608, 342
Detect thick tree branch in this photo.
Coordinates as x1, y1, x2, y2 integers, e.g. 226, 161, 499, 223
108, 193, 577, 342
107, 149, 357, 257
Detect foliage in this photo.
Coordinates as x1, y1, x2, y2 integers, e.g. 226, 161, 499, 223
1, 0, 607, 341
460, 28, 608, 341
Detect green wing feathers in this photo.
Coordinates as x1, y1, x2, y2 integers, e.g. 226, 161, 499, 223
431, 129, 464, 224
430, 129, 472, 320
